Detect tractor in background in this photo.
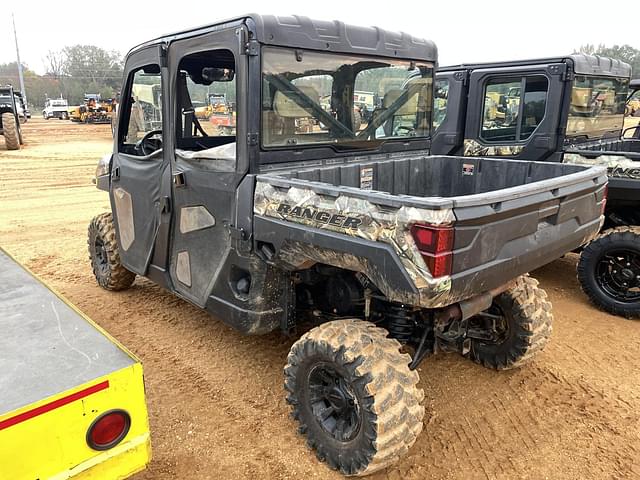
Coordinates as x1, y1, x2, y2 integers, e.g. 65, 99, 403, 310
0, 85, 25, 150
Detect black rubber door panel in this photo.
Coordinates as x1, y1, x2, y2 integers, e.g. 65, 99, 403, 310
110, 46, 170, 276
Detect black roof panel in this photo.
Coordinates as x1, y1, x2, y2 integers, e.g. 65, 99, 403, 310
128, 14, 437, 62
439, 54, 631, 78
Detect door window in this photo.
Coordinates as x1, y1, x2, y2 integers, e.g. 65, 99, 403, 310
174, 49, 237, 172
481, 76, 548, 143
119, 65, 163, 156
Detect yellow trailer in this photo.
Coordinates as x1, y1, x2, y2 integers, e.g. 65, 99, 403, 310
0, 248, 151, 479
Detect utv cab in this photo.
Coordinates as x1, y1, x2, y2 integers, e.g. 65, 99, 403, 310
88, 15, 607, 476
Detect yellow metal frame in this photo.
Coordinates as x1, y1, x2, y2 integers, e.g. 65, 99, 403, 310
0, 247, 151, 479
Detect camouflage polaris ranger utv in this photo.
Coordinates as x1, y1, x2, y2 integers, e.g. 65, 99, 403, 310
88, 15, 607, 476
0, 85, 25, 150
432, 56, 640, 318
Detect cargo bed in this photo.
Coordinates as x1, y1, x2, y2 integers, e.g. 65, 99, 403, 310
255, 154, 607, 307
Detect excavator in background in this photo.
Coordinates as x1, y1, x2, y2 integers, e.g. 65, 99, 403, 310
202, 92, 235, 135
69, 94, 115, 124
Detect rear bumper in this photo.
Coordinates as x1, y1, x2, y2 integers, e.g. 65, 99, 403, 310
52, 433, 151, 480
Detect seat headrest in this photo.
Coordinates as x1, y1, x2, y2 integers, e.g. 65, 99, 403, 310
382, 88, 419, 115
274, 85, 319, 118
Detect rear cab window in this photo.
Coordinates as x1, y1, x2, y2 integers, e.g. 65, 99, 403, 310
260, 47, 433, 150
566, 75, 628, 140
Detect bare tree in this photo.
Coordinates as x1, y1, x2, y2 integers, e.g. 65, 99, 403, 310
44, 50, 66, 79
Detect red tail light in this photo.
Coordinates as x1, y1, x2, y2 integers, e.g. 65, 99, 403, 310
410, 223, 454, 278
87, 410, 131, 451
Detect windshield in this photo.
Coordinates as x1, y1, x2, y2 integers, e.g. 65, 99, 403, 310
261, 47, 433, 149
566, 75, 629, 140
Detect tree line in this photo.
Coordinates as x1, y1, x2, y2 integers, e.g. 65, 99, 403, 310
0, 45, 123, 109
574, 44, 640, 79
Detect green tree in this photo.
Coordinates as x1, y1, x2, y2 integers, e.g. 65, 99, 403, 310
575, 44, 640, 78
0, 44, 124, 109
61, 45, 123, 87
0, 62, 61, 110
41, 45, 124, 105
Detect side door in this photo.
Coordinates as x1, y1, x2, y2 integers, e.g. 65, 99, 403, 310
431, 71, 468, 155
166, 28, 248, 307
110, 47, 170, 277
462, 64, 567, 161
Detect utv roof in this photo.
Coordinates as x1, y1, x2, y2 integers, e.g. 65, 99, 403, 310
128, 14, 437, 63
439, 54, 631, 78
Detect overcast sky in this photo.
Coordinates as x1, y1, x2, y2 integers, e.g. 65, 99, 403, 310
1, 0, 635, 74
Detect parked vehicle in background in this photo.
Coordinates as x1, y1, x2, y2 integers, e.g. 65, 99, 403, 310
43, 97, 69, 119
0, 85, 25, 150
69, 94, 116, 124
88, 15, 607, 475
353, 90, 378, 124
0, 247, 151, 479
432, 55, 640, 318
68, 104, 82, 122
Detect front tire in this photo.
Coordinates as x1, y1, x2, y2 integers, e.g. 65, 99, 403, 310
88, 212, 135, 291
469, 275, 552, 370
285, 319, 424, 476
2, 112, 20, 150
577, 227, 640, 318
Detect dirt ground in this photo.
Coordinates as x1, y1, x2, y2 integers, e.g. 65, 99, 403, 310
1, 118, 639, 480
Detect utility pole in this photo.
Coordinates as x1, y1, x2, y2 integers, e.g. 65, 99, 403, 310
12, 13, 27, 106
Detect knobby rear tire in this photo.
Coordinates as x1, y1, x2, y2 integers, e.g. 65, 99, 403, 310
470, 275, 553, 370
285, 319, 425, 476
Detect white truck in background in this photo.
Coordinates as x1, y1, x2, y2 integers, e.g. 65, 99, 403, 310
43, 98, 69, 120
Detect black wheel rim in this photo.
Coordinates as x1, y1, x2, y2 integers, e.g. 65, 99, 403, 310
596, 248, 640, 303
470, 302, 510, 344
307, 363, 361, 442
93, 237, 109, 276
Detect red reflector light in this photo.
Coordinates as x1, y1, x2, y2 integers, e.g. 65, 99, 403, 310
410, 223, 455, 278
87, 410, 131, 451
425, 253, 453, 278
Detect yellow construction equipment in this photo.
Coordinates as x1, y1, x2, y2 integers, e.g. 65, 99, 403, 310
0, 247, 151, 479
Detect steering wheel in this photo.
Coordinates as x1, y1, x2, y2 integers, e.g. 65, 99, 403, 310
136, 129, 163, 156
